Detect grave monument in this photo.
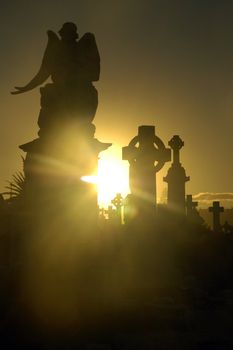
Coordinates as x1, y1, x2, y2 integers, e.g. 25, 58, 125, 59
186, 194, 198, 218
209, 201, 224, 232
12, 22, 111, 225
122, 125, 171, 219
163, 135, 189, 214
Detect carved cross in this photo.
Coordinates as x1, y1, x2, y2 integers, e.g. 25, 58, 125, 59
111, 193, 123, 224
209, 201, 224, 232
111, 193, 123, 210
186, 194, 198, 217
122, 125, 171, 215
169, 135, 184, 165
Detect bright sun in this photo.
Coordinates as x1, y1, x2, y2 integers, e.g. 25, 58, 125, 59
98, 144, 131, 208
82, 145, 130, 208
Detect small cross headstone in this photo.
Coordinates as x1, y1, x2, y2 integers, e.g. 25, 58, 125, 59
186, 194, 198, 218
209, 201, 224, 232
111, 193, 123, 224
186, 194, 205, 225
111, 193, 123, 210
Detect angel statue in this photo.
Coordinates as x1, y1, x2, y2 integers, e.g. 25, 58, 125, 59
12, 22, 100, 136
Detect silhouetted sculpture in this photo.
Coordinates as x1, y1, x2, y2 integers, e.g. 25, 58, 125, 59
12, 22, 100, 136
12, 22, 111, 225
163, 135, 189, 214
122, 126, 171, 218
209, 201, 224, 232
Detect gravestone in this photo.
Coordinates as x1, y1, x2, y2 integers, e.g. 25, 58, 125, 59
186, 194, 204, 225
122, 125, 171, 219
12, 22, 111, 226
111, 193, 123, 224
209, 201, 224, 232
9, 22, 113, 333
164, 135, 189, 214
186, 194, 198, 217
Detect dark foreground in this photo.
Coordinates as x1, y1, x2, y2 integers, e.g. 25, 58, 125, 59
1, 220, 233, 349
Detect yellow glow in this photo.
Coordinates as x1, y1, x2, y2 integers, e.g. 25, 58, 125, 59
81, 144, 167, 208
81, 175, 97, 184
98, 146, 130, 207
82, 146, 130, 208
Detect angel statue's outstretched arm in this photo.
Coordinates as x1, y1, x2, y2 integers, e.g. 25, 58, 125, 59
11, 31, 59, 95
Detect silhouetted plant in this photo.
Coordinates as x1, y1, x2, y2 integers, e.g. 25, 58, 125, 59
1, 157, 25, 201
4, 171, 25, 199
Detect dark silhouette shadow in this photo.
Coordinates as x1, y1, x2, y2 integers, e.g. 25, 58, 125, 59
11, 22, 111, 230
11, 22, 100, 133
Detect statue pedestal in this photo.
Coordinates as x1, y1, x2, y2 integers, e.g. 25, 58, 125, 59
19, 123, 111, 229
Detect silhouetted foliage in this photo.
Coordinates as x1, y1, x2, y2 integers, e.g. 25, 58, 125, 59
3, 171, 25, 200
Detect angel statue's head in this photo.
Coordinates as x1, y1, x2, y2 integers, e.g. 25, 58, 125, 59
58, 22, 79, 41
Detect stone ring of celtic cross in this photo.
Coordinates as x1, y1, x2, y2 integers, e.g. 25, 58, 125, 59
128, 134, 167, 172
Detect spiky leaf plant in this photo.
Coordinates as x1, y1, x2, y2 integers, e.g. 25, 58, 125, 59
4, 171, 25, 199
1, 157, 26, 202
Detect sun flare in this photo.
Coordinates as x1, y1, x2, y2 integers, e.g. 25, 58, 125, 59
82, 146, 130, 208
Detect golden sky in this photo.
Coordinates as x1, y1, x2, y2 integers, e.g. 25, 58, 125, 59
0, 0, 233, 204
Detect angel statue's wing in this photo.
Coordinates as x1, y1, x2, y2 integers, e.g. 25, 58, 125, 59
11, 30, 59, 95
77, 32, 100, 82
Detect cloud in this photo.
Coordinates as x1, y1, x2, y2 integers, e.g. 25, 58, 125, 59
192, 193, 233, 208
193, 192, 233, 201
